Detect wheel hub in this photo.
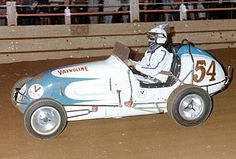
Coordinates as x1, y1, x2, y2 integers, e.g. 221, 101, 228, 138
31, 106, 61, 135
179, 94, 205, 121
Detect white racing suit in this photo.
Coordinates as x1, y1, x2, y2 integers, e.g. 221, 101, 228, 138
135, 44, 173, 83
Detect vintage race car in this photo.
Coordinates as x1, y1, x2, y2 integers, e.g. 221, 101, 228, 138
11, 41, 231, 139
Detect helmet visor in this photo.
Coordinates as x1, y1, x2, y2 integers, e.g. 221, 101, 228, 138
147, 32, 166, 42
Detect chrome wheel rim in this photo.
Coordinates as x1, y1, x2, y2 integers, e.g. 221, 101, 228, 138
31, 106, 61, 135
179, 94, 205, 121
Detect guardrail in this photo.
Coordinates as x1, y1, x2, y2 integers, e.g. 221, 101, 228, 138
0, 19, 235, 63
0, 0, 235, 26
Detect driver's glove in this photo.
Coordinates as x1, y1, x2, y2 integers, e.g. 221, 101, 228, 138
125, 59, 137, 66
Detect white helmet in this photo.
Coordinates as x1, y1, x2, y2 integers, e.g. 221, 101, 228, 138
147, 25, 167, 44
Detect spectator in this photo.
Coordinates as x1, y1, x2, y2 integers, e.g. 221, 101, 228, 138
196, 0, 206, 20
111, 0, 129, 23
146, 0, 162, 22
88, 0, 99, 24
120, 0, 129, 23
162, 0, 174, 21
0, 0, 6, 26
23, 0, 38, 25
71, 0, 89, 24
140, 0, 161, 22
37, 0, 50, 25
16, 0, 24, 25
49, 0, 64, 24
186, 0, 195, 20
103, 0, 121, 23
162, 0, 180, 21
139, 0, 146, 22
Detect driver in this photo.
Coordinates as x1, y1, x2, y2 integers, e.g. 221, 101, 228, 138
128, 25, 173, 83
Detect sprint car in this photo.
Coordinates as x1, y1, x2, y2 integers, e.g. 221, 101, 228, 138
11, 41, 231, 139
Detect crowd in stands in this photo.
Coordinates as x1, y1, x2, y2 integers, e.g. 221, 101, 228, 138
0, 0, 6, 25
0, 0, 235, 25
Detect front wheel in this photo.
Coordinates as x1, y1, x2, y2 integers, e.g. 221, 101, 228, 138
167, 85, 212, 127
24, 99, 67, 139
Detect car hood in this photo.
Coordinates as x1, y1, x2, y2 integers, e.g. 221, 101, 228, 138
50, 55, 127, 79
17, 55, 129, 112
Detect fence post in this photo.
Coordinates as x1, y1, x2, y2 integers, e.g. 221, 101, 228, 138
179, 3, 187, 21
6, 1, 17, 26
130, 0, 140, 22
64, 7, 71, 25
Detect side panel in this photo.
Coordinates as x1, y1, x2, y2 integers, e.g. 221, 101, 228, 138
64, 78, 117, 105
177, 45, 226, 94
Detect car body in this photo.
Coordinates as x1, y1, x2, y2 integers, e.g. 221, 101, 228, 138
12, 42, 231, 139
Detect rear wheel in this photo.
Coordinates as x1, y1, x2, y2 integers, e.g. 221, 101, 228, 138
24, 99, 67, 139
167, 85, 212, 126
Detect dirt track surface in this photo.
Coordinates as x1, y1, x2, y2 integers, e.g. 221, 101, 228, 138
0, 48, 236, 159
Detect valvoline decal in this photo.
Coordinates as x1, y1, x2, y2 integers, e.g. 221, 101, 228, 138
177, 45, 213, 58
51, 65, 89, 78
57, 66, 88, 75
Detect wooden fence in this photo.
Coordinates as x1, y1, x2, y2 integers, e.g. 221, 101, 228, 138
0, 19, 236, 63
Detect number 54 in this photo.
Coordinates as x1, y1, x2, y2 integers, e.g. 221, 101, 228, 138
194, 60, 216, 83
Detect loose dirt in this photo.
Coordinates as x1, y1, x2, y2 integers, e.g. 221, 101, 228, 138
0, 48, 235, 159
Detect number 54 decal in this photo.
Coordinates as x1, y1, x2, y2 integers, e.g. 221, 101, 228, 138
194, 60, 216, 82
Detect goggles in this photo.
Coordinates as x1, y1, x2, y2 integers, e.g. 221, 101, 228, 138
147, 32, 166, 41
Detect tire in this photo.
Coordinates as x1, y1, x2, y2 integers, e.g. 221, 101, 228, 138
24, 99, 67, 139
167, 85, 212, 127
11, 77, 32, 106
